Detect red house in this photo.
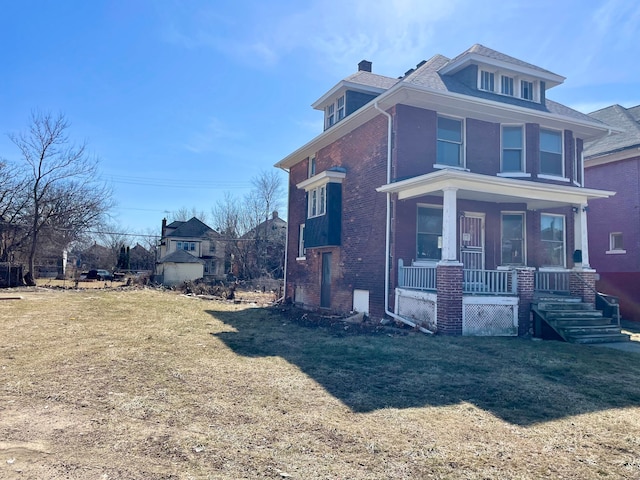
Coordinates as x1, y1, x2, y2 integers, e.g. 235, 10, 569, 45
584, 104, 640, 321
276, 45, 627, 341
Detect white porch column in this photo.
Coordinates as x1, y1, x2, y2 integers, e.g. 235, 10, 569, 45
441, 187, 459, 263
573, 203, 590, 269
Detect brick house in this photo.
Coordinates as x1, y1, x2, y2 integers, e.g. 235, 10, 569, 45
584, 104, 640, 321
276, 44, 616, 336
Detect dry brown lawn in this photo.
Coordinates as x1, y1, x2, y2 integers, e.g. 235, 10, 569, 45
1, 287, 639, 479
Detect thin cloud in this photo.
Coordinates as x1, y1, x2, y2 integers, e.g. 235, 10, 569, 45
184, 118, 244, 154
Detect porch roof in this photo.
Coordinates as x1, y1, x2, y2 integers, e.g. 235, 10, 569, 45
376, 169, 614, 209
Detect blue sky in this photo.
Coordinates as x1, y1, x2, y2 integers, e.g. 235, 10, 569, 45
1, 0, 639, 237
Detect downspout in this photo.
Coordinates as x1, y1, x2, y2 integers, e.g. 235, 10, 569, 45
277, 166, 289, 303
374, 101, 434, 334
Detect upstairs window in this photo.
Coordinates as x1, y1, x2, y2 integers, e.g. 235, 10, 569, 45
176, 241, 195, 251
501, 125, 524, 172
480, 71, 495, 92
337, 96, 345, 121
325, 104, 335, 129
298, 224, 306, 258
308, 185, 326, 218
308, 155, 316, 178
501, 75, 514, 96
540, 129, 563, 177
520, 80, 534, 101
436, 116, 464, 167
417, 207, 443, 261
324, 95, 345, 129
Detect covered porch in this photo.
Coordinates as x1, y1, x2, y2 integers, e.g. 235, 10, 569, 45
377, 169, 614, 336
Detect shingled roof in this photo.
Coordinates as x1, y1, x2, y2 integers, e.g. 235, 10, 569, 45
584, 104, 640, 158
165, 217, 218, 238
158, 249, 203, 264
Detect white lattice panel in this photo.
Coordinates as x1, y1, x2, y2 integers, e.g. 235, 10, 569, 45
463, 297, 518, 336
396, 289, 437, 331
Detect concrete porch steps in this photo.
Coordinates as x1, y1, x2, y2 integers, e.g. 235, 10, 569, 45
532, 295, 630, 344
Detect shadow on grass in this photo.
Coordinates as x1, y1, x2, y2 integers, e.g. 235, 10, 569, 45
208, 306, 640, 426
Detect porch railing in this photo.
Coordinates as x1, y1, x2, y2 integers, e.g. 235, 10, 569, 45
463, 269, 516, 294
397, 260, 516, 295
535, 271, 570, 294
397, 259, 437, 291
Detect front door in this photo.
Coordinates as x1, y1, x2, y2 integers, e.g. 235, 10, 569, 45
320, 252, 331, 308
460, 214, 484, 269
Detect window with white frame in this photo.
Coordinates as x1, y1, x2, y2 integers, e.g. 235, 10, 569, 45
176, 241, 196, 251
501, 213, 525, 265
540, 214, 565, 267
437, 116, 464, 167
501, 75, 514, 96
337, 96, 345, 121
417, 206, 443, 261
325, 104, 335, 129
520, 80, 534, 101
298, 224, 306, 257
540, 129, 563, 177
480, 70, 495, 92
609, 232, 624, 252
501, 125, 524, 172
308, 154, 316, 178
308, 185, 326, 218
325, 95, 345, 129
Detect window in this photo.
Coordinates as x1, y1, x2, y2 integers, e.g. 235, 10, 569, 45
325, 95, 345, 129
176, 241, 194, 251
609, 232, 624, 252
541, 214, 565, 267
437, 116, 463, 167
501, 213, 525, 265
337, 96, 345, 121
501, 75, 514, 96
308, 185, 326, 218
326, 104, 335, 129
308, 155, 316, 178
540, 129, 563, 176
417, 207, 443, 261
520, 80, 534, 101
298, 224, 306, 258
209, 242, 216, 253
480, 71, 494, 91
502, 126, 524, 172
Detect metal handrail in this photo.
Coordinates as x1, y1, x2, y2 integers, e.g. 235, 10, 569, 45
570, 272, 621, 327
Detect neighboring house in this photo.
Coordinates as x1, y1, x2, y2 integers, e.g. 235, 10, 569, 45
234, 211, 287, 279
583, 104, 640, 321
276, 44, 617, 337
156, 217, 226, 285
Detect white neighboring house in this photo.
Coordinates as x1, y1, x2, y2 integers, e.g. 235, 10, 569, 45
156, 249, 204, 287
156, 217, 226, 286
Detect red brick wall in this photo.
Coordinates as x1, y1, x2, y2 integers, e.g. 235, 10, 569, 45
436, 264, 463, 335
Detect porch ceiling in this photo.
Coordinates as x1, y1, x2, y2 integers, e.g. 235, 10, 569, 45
376, 169, 614, 209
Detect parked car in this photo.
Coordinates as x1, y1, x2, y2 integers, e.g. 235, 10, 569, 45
86, 269, 114, 281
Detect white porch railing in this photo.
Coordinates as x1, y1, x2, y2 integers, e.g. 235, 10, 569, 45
535, 271, 571, 294
397, 260, 516, 295
463, 269, 516, 294
397, 259, 436, 291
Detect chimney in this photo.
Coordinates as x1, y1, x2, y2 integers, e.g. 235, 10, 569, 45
358, 60, 372, 72
161, 218, 167, 237
272, 211, 279, 220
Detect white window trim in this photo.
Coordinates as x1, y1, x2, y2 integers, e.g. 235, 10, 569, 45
540, 213, 566, 268
478, 69, 496, 92
297, 223, 306, 260
500, 211, 527, 266
436, 114, 466, 169
307, 185, 326, 219
539, 128, 565, 179
476, 68, 540, 103
416, 203, 444, 263
324, 95, 345, 129
500, 124, 526, 174
500, 74, 514, 96
606, 232, 626, 254
297, 169, 346, 220
308, 154, 316, 178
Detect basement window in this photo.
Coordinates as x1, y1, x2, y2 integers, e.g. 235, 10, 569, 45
607, 232, 626, 254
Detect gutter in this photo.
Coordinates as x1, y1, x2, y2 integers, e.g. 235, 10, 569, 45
277, 165, 290, 303
374, 101, 434, 335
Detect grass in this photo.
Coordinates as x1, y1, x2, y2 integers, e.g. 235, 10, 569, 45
1, 287, 639, 479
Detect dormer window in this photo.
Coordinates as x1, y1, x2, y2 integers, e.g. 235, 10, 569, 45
325, 95, 345, 129
520, 80, 534, 101
480, 70, 495, 92
501, 75, 514, 96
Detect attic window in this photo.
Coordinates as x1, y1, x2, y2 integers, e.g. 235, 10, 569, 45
520, 80, 534, 101
325, 95, 345, 129
480, 71, 495, 92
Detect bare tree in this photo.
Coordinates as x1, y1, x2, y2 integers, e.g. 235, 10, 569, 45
0, 161, 29, 262
8, 111, 112, 285
170, 206, 209, 224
